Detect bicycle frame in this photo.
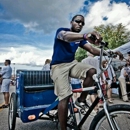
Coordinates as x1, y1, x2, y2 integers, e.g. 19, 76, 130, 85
68, 42, 117, 130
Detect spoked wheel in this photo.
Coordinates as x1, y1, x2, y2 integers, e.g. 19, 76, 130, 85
8, 93, 17, 130
89, 104, 130, 130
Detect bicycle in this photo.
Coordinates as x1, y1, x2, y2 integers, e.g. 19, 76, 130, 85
59, 41, 130, 130
8, 41, 130, 130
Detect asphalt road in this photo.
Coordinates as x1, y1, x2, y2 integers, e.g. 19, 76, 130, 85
0, 86, 130, 130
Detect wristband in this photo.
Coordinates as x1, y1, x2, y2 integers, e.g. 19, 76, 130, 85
83, 33, 92, 40
83, 33, 88, 40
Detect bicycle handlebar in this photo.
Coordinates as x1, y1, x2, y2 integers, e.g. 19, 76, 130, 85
87, 34, 113, 71
88, 34, 123, 73
99, 41, 115, 72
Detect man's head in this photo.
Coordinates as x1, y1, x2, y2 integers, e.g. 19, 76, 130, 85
4, 59, 11, 66
70, 14, 85, 33
45, 59, 51, 64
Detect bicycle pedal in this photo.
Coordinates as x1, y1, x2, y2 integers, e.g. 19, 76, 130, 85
80, 109, 86, 115
67, 116, 74, 125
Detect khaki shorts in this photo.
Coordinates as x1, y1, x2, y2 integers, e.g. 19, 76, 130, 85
51, 60, 94, 101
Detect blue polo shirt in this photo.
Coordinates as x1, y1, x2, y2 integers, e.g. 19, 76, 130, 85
51, 28, 88, 66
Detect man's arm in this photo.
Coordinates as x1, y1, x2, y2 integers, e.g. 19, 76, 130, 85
82, 43, 101, 56
82, 43, 124, 61
113, 51, 124, 60
57, 31, 84, 42
123, 69, 128, 77
58, 30, 123, 60
57, 30, 102, 44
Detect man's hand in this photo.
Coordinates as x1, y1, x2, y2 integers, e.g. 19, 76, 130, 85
114, 51, 124, 60
84, 31, 102, 45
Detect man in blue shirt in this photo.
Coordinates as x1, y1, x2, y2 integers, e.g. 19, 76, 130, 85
0, 59, 12, 108
51, 14, 123, 130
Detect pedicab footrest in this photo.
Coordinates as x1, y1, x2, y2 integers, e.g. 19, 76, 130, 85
24, 84, 54, 92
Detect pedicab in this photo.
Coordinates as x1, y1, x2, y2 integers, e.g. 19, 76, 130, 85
8, 70, 58, 130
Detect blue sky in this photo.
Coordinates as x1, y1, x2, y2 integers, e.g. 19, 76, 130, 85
0, 0, 130, 65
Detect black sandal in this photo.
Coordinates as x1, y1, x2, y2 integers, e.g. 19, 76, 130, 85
0, 104, 9, 108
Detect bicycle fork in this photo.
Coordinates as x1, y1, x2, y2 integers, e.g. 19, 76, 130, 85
103, 97, 119, 130
95, 75, 119, 130
97, 87, 119, 130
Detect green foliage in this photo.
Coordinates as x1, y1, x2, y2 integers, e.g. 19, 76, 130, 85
75, 23, 130, 61
94, 23, 130, 49
75, 47, 87, 62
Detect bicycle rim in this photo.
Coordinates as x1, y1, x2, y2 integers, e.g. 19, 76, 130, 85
94, 110, 130, 130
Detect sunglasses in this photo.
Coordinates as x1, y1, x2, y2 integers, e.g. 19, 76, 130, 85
73, 20, 85, 26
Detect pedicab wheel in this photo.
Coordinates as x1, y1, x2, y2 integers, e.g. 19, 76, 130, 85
8, 92, 17, 130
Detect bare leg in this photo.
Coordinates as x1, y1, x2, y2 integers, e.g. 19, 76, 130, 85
58, 96, 71, 130
79, 68, 96, 102
90, 94, 99, 111
73, 93, 80, 102
73, 93, 77, 102
106, 85, 113, 103
3, 92, 10, 105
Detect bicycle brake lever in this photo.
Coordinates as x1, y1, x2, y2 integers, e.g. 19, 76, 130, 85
100, 41, 108, 47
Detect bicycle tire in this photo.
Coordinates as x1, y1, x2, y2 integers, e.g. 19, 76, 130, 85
8, 93, 17, 130
89, 104, 130, 130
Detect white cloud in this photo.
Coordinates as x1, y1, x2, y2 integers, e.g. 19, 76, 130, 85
0, 0, 86, 65
0, 0, 85, 33
83, 0, 130, 32
0, 0, 130, 33
0, 0, 130, 65
0, 46, 53, 65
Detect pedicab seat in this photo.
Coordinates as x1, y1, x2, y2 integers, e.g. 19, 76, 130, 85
15, 70, 57, 123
